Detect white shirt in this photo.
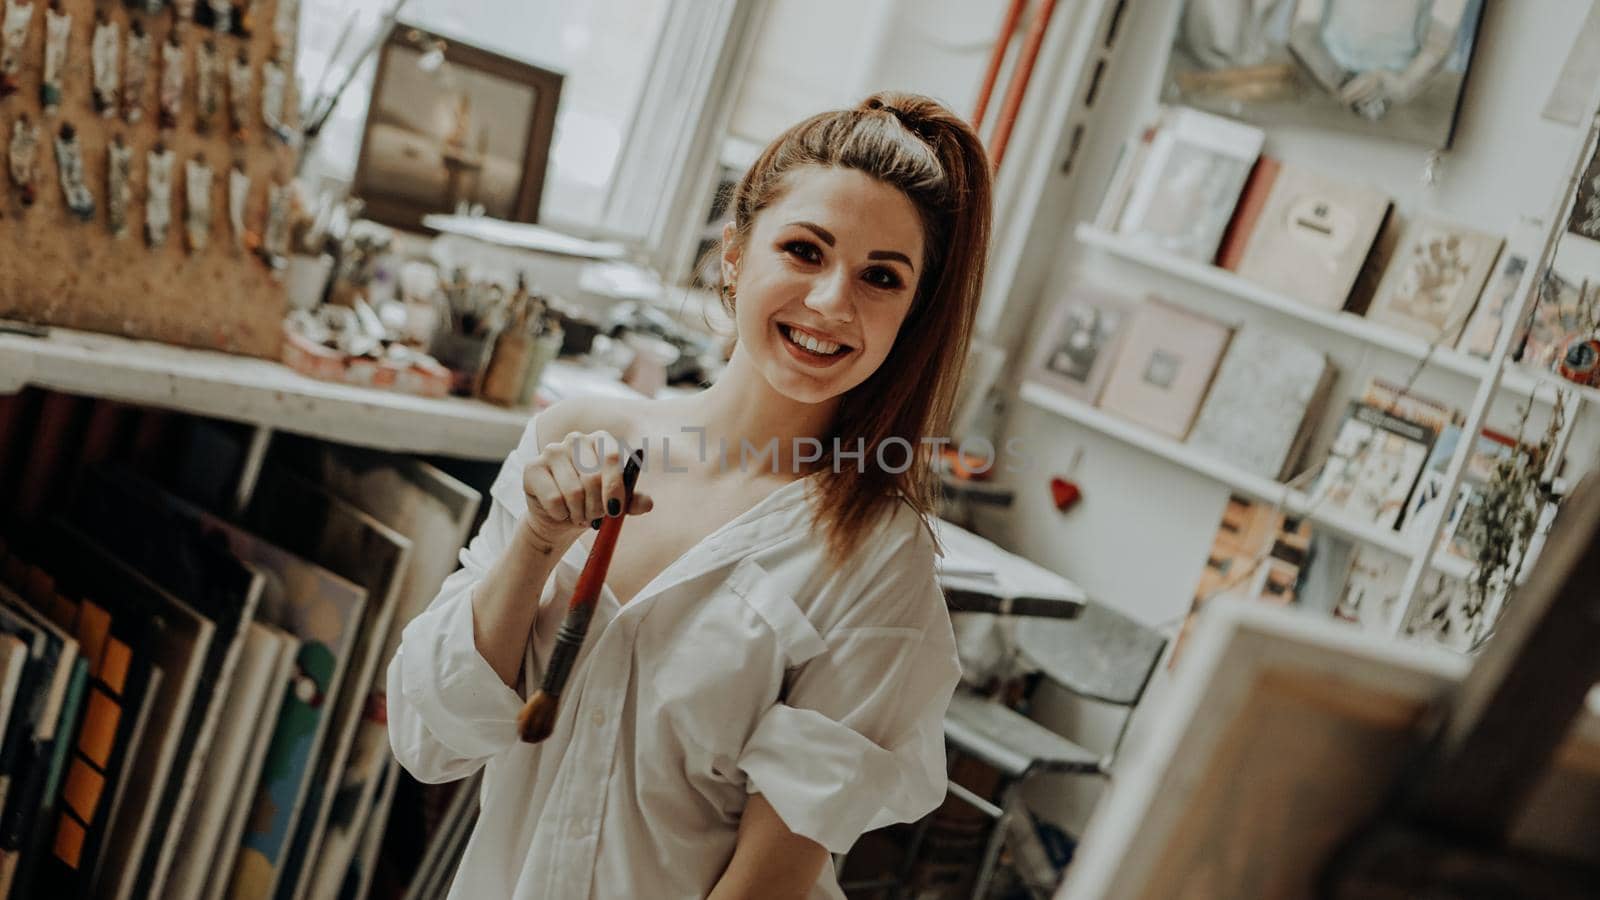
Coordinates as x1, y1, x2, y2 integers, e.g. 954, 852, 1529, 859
387, 415, 962, 899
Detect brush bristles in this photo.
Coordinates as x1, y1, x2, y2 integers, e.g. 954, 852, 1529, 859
517, 690, 560, 743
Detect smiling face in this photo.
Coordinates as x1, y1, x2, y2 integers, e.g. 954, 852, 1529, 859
722, 166, 926, 405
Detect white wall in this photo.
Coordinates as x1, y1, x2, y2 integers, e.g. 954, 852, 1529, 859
970, 0, 1600, 835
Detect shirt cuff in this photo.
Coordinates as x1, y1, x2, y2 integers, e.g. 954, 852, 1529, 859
735, 703, 901, 854
397, 585, 528, 761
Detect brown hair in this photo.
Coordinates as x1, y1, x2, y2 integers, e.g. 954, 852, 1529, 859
717, 91, 993, 569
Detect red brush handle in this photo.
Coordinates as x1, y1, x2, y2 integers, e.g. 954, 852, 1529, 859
559, 447, 641, 618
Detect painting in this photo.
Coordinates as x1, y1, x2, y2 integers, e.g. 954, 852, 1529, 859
1163, 0, 1488, 149
354, 24, 563, 232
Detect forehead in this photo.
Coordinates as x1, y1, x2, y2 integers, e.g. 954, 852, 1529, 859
760, 166, 924, 253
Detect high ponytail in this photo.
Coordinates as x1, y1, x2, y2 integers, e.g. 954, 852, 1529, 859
719, 92, 994, 570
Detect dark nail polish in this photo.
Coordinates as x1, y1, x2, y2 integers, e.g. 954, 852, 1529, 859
591, 518, 601, 530
607, 498, 620, 516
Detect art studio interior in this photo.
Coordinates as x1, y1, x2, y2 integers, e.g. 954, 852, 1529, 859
1, 0, 1599, 898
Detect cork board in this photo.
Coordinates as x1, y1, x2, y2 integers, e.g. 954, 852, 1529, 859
0, 0, 297, 359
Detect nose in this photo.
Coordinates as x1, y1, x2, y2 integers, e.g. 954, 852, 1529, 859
803, 268, 854, 323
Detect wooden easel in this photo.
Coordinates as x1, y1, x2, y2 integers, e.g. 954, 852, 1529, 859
1320, 470, 1600, 898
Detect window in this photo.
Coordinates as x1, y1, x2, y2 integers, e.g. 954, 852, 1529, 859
295, 0, 671, 234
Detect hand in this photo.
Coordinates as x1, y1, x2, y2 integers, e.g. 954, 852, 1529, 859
520, 430, 653, 554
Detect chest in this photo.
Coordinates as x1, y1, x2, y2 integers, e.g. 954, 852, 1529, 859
586, 475, 774, 607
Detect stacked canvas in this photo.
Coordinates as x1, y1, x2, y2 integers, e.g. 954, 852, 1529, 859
0, 392, 486, 900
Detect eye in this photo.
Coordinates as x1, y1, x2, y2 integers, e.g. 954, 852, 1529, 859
781, 240, 821, 264
864, 267, 903, 290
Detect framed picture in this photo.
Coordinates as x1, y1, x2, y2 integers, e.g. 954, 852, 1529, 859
354, 24, 564, 232
1025, 287, 1139, 405
1162, 0, 1488, 150
1098, 298, 1234, 440
1117, 107, 1264, 263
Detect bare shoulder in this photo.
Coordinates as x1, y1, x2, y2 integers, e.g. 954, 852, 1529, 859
526, 396, 660, 454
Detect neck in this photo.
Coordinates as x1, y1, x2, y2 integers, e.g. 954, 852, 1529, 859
679, 346, 840, 479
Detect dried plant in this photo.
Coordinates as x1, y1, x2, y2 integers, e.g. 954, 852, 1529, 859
1455, 390, 1565, 647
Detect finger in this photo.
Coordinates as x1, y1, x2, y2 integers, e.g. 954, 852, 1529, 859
573, 433, 615, 522
549, 449, 591, 526
626, 491, 654, 515
524, 465, 573, 523
591, 434, 626, 517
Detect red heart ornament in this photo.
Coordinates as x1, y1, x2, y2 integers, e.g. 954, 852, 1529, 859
1050, 477, 1081, 512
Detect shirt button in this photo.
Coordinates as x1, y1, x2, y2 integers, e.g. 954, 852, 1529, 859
591, 710, 605, 727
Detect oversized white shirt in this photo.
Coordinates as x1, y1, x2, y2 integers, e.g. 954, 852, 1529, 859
387, 415, 962, 899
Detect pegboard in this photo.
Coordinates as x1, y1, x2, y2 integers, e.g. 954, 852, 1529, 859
0, 0, 298, 359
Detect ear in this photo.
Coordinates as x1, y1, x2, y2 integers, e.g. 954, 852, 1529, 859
720, 221, 740, 284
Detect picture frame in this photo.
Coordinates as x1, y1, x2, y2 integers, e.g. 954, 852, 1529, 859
353, 24, 564, 233
1097, 298, 1234, 440
1161, 0, 1488, 150
1024, 287, 1139, 405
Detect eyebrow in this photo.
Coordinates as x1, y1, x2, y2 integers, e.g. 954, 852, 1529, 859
790, 221, 916, 273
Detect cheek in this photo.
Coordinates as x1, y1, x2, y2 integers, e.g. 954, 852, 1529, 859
859, 304, 914, 362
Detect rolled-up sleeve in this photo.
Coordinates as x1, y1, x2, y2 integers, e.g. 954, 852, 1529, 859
386, 418, 539, 784
735, 542, 960, 853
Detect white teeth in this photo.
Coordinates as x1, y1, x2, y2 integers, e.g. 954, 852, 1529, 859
783, 325, 843, 355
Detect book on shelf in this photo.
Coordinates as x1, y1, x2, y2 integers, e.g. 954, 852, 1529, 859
1311, 400, 1438, 530
1116, 106, 1264, 264
1215, 154, 1281, 271
1331, 544, 1409, 631
1025, 286, 1140, 406
1360, 377, 1459, 434
1366, 217, 1504, 343
1098, 297, 1234, 440
1186, 326, 1338, 481
1176, 493, 1314, 665
1457, 219, 1540, 360
1517, 269, 1593, 369
1400, 424, 1523, 562
1234, 163, 1393, 312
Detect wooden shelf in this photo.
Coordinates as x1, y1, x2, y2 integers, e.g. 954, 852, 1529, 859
1074, 224, 1596, 408
1018, 380, 1453, 561
0, 327, 644, 461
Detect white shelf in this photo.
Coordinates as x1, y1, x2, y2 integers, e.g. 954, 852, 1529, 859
1018, 379, 1488, 575
1074, 224, 1594, 407
1018, 381, 1416, 557
0, 327, 642, 461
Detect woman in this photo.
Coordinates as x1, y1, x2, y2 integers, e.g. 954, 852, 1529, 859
387, 91, 992, 899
